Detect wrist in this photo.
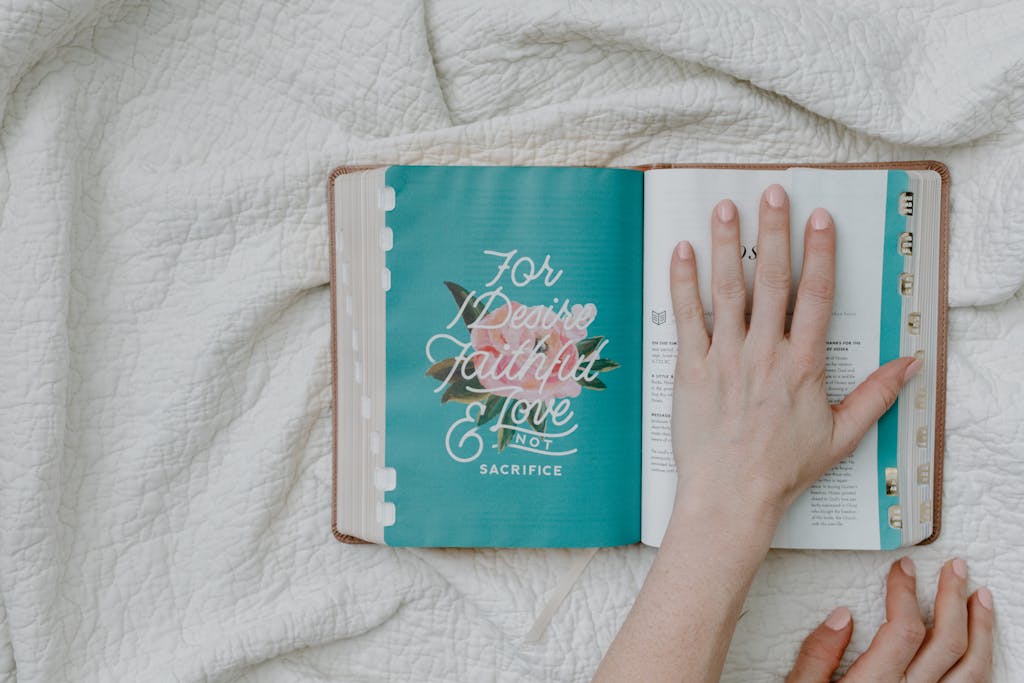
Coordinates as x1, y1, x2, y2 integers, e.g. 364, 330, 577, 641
669, 479, 785, 550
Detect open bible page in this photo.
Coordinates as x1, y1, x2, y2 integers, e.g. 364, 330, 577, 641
377, 166, 645, 547
641, 168, 891, 550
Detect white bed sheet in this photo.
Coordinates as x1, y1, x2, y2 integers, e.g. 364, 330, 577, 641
2, 1, 1023, 680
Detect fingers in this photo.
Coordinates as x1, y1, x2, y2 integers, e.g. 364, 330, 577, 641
904, 559, 969, 681
749, 184, 792, 340
831, 356, 921, 458
943, 588, 994, 682
669, 240, 710, 366
785, 607, 853, 683
789, 208, 836, 358
709, 199, 746, 345
844, 558, 926, 682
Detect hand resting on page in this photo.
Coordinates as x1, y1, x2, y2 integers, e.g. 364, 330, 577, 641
594, 184, 993, 682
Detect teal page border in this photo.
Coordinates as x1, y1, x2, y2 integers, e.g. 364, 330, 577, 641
877, 170, 908, 550
382, 166, 643, 547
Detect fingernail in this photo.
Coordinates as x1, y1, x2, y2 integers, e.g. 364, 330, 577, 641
824, 606, 852, 631
903, 358, 923, 382
899, 556, 916, 577
810, 207, 832, 231
715, 199, 736, 222
978, 586, 994, 610
675, 240, 693, 261
765, 184, 787, 208
952, 557, 968, 579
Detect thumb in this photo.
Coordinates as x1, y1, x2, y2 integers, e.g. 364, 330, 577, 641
786, 607, 854, 683
832, 356, 921, 458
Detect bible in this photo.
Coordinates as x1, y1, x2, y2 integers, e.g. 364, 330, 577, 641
329, 162, 948, 549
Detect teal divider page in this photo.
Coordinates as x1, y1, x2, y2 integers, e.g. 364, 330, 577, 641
382, 166, 643, 547
877, 170, 908, 550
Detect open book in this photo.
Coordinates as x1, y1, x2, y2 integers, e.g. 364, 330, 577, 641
329, 162, 948, 550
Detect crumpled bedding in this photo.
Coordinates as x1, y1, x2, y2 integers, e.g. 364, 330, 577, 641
2, 1, 1023, 681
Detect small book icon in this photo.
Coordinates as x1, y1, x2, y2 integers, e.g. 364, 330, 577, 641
651, 310, 667, 325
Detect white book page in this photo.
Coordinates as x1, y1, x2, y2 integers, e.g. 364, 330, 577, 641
641, 168, 889, 549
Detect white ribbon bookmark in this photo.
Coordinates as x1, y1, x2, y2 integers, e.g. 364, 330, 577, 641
524, 547, 599, 643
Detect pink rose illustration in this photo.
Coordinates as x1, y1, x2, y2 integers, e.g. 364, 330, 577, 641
426, 280, 618, 451
470, 302, 584, 402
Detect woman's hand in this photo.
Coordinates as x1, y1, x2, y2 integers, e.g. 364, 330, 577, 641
595, 184, 988, 683
668, 184, 920, 520
787, 557, 994, 682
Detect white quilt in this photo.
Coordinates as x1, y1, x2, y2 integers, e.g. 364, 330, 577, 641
2, 1, 1023, 681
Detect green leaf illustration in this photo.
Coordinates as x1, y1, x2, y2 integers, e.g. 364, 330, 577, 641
497, 422, 514, 452
527, 408, 547, 434
575, 336, 604, 357
441, 375, 489, 404
425, 357, 458, 381
589, 358, 620, 373
444, 281, 486, 329
476, 394, 506, 426
579, 376, 607, 391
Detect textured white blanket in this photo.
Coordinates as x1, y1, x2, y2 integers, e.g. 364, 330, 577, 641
2, 1, 1023, 681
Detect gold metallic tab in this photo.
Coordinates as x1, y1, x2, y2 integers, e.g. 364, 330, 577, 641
898, 191, 915, 216
916, 426, 928, 448
898, 232, 914, 256
915, 386, 927, 409
917, 463, 930, 485
907, 312, 921, 335
899, 272, 914, 295
919, 502, 933, 525
885, 467, 899, 496
888, 505, 903, 529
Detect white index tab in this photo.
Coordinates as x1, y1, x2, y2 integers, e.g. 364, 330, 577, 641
373, 467, 397, 491
378, 187, 396, 211
377, 501, 396, 527
379, 227, 394, 251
